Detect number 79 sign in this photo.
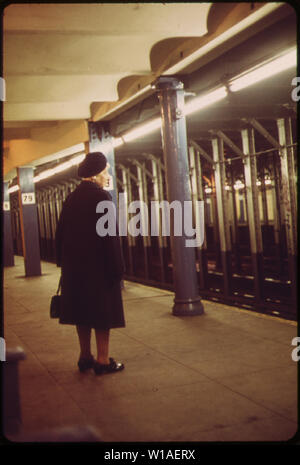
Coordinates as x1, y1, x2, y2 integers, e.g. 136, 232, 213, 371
21, 193, 36, 205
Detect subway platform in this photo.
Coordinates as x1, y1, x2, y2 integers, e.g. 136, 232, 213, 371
3, 256, 298, 443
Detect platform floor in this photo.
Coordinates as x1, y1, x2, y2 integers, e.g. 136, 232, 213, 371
3, 256, 298, 443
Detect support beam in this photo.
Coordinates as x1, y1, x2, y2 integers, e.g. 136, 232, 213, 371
156, 76, 203, 316
151, 157, 167, 283
212, 137, 232, 297
215, 130, 244, 158
270, 154, 285, 276
17, 167, 41, 276
135, 161, 150, 279
277, 117, 297, 307
119, 164, 135, 250
241, 128, 264, 304
228, 164, 241, 272
188, 145, 207, 290
3, 182, 15, 267
247, 118, 281, 149
189, 139, 214, 166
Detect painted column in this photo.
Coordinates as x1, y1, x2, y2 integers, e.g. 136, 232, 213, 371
188, 145, 207, 290
3, 181, 14, 267
241, 128, 264, 304
17, 167, 41, 276
212, 137, 232, 297
156, 76, 203, 316
277, 118, 297, 307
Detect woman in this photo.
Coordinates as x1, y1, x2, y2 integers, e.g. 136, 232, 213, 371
55, 151, 125, 375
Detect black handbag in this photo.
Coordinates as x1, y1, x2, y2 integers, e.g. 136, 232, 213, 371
50, 277, 62, 319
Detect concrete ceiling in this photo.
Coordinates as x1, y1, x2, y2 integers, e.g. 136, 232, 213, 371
3, 2, 293, 179
3, 3, 211, 122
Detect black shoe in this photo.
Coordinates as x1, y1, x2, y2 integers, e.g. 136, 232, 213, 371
93, 358, 124, 376
78, 356, 95, 373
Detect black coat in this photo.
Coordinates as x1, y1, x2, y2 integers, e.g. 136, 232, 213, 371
55, 180, 125, 329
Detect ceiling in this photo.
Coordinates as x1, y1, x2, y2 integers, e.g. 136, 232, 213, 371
2, 2, 297, 180
3, 3, 212, 122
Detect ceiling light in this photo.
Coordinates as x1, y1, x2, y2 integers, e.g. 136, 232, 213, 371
113, 137, 124, 148
121, 87, 227, 143
184, 87, 227, 115
230, 47, 297, 92
8, 185, 19, 194
119, 47, 295, 144
123, 118, 162, 143
33, 152, 85, 183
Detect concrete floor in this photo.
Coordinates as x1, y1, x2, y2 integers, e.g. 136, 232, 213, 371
3, 256, 298, 443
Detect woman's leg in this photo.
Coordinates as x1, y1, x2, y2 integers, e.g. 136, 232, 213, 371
76, 325, 93, 359
95, 329, 110, 365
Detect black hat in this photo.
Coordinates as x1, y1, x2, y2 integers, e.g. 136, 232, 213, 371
78, 152, 107, 178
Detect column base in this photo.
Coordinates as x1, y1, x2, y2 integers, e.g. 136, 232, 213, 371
172, 297, 204, 316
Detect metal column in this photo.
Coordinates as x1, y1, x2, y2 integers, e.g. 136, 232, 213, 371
270, 153, 285, 277
120, 165, 134, 275
212, 137, 232, 296
277, 118, 297, 306
3, 182, 14, 267
241, 128, 264, 304
151, 156, 167, 283
188, 145, 207, 289
17, 167, 41, 276
228, 164, 241, 272
134, 160, 151, 279
156, 76, 203, 316
260, 169, 269, 226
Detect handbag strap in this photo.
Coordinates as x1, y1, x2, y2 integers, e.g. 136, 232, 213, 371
56, 276, 62, 295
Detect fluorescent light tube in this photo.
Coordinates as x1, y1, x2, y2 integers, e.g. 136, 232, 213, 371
123, 118, 162, 143
230, 47, 297, 92
8, 185, 19, 194
112, 137, 124, 148
185, 87, 227, 116
121, 87, 227, 143
33, 152, 85, 183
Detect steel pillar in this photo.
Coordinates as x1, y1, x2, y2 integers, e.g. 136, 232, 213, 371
119, 165, 134, 274
212, 137, 232, 296
277, 118, 297, 306
228, 165, 241, 272
135, 161, 150, 279
156, 77, 203, 316
260, 169, 269, 226
270, 153, 285, 277
241, 128, 264, 303
17, 167, 41, 276
151, 157, 167, 283
3, 182, 14, 267
188, 145, 207, 289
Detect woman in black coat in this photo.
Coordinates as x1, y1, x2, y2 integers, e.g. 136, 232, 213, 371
55, 152, 125, 375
